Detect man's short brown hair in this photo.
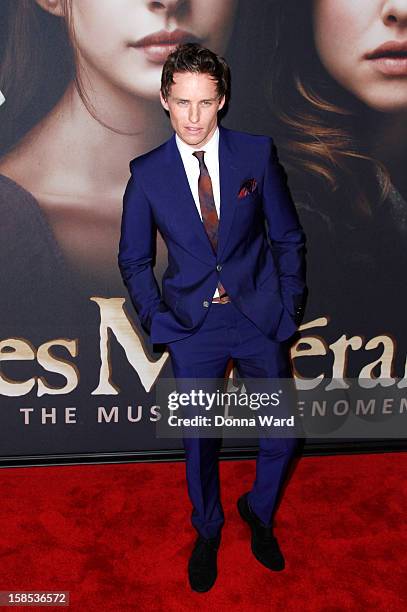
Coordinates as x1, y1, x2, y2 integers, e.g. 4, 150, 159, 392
160, 43, 230, 103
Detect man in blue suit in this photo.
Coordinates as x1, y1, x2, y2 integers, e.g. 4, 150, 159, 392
118, 43, 307, 592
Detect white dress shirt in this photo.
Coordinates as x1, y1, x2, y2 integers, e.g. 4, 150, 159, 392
175, 127, 221, 298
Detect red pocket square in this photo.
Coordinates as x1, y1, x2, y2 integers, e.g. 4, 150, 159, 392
238, 178, 257, 199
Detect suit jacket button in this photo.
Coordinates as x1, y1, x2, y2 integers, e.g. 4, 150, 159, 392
216, 264, 222, 271
203, 300, 210, 308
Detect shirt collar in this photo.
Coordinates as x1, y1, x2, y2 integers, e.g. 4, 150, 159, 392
175, 126, 219, 159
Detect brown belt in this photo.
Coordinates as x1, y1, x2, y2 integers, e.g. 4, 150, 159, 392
212, 294, 231, 304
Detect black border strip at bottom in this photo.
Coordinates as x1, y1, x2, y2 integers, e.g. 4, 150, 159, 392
0, 439, 406, 469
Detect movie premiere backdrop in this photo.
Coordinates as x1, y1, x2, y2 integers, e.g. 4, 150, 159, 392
1, 1, 406, 461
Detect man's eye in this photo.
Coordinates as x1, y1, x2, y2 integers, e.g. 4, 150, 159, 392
202, 101, 212, 106
178, 100, 188, 105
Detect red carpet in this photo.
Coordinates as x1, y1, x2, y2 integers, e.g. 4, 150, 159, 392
0, 453, 406, 611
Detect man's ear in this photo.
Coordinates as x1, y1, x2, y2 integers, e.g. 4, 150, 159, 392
34, 0, 65, 17
218, 95, 226, 111
159, 91, 170, 112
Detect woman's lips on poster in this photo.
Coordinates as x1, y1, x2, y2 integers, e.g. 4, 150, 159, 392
130, 29, 202, 64
365, 40, 407, 75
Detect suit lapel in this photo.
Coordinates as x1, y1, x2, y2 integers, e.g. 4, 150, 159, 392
217, 125, 241, 260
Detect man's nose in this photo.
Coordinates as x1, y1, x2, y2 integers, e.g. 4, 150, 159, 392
189, 106, 200, 123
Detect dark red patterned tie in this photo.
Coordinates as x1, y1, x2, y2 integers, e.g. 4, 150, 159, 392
192, 150, 227, 299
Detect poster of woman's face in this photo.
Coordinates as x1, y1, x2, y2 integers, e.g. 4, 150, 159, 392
0, 0, 406, 457
0, 0, 238, 291
264, 0, 407, 383
313, 0, 407, 112
65, 0, 237, 99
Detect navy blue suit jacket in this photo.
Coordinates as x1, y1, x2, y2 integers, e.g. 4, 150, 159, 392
118, 125, 307, 345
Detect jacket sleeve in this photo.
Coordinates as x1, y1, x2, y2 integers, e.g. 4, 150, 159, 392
262, 137, 307, 325
118, 160, 162, 333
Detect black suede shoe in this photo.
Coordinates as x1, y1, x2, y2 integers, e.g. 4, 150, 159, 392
188, 533, 221, 592
237, 492, 285, 571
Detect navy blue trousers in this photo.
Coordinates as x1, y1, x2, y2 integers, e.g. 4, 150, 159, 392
166, 300, 298, 540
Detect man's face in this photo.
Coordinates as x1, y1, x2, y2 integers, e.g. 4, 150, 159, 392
160, 71, 225, 147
